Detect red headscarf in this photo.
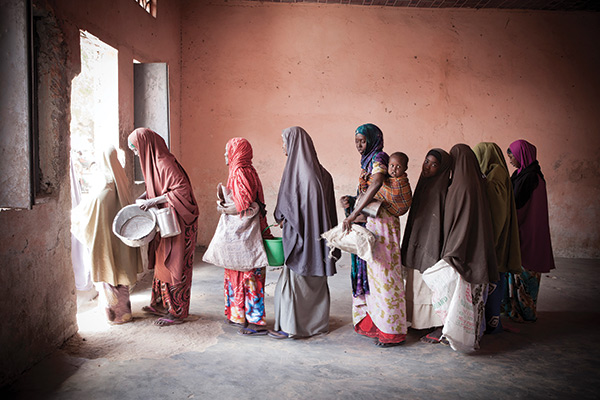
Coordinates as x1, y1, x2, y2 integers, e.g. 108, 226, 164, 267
227, 138, 259, 211
226, 137, 270, 235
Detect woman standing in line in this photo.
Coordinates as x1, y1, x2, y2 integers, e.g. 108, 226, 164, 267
401, 149, 452, 343
472, 142, 522, 334
72, 145, 143, 324
503, 139, 555, 322
269, 126, 338, 339
422, 144, 498, 351
341, 123, 408, 348
219, 137, 272, 336
128, 128, 199, 326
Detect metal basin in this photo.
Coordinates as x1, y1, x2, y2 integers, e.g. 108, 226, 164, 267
112, 204, 157, 247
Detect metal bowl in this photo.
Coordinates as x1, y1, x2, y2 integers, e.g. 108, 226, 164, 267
112, 204, 157, 247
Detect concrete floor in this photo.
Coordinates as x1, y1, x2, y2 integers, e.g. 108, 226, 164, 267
2, 252, 600, 399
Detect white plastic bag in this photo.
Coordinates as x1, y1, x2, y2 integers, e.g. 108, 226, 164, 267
321, 223, 376, 264
202, 184, 269, 271
422, 259, 487, 352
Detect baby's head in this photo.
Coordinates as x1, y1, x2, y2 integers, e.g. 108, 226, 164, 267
388, 152, 408, 178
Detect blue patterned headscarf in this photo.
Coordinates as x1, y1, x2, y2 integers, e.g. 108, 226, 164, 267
355, 123, 386, 173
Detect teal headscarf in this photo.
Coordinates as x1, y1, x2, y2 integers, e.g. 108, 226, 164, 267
355, 123, 387, 173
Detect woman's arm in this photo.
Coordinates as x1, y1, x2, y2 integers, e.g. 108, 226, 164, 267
139, 194, 168, 210
342, 172, 385, 231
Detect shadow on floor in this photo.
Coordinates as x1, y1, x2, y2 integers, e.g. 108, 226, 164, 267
2, 253, 600, 399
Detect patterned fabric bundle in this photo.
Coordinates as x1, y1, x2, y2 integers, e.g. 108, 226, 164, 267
374, 174, 412, 217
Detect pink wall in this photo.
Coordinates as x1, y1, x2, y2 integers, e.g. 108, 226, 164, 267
180, 1, 600, 258
48, 0, 183, 162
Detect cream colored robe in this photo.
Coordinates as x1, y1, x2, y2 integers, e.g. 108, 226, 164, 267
72, 147, 142, 286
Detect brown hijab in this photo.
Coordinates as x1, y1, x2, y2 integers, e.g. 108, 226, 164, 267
401, 148, 452, 272
442, 144, 498, 284
128, 128, 198, 284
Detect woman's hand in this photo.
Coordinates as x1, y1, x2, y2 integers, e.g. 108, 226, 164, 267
342, 214, 357, 233
217, 203, 238, 215
339, 195, 350, 209
139, 194, 167, 211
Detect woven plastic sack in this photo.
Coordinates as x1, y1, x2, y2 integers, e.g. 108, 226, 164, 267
321, 223, 376, 264
422, 259, 487, 352
202, 184, 269, 271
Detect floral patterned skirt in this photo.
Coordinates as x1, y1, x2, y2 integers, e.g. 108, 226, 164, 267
352, 212, 408, 343
149, 223, 197, 319
224, 267, 266, 326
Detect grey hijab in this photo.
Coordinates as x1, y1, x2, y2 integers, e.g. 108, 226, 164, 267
274, 126, 338, 277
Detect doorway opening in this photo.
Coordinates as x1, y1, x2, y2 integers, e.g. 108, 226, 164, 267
70, 30, 119, 194
70, 30, 119, 331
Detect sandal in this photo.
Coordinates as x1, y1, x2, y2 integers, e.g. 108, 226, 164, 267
142, 305, 168, 317
267, 330, 289, 339
375, 339, 405, 348
154, 314, 184, 326
238, 327, 268, 336
420, 327, 443, 344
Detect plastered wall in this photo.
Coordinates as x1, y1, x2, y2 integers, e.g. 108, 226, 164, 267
1, 0, 598, 387
0, 0, 182, 386
180, 1, 600, 258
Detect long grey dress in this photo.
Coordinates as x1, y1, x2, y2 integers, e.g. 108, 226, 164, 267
273, 126, 338, 337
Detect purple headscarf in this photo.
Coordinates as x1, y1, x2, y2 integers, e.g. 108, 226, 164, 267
509, 139, 537, 174
508, 139, 555, 273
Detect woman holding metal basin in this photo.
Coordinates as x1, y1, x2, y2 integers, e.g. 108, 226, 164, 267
128, 128, 199, 326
